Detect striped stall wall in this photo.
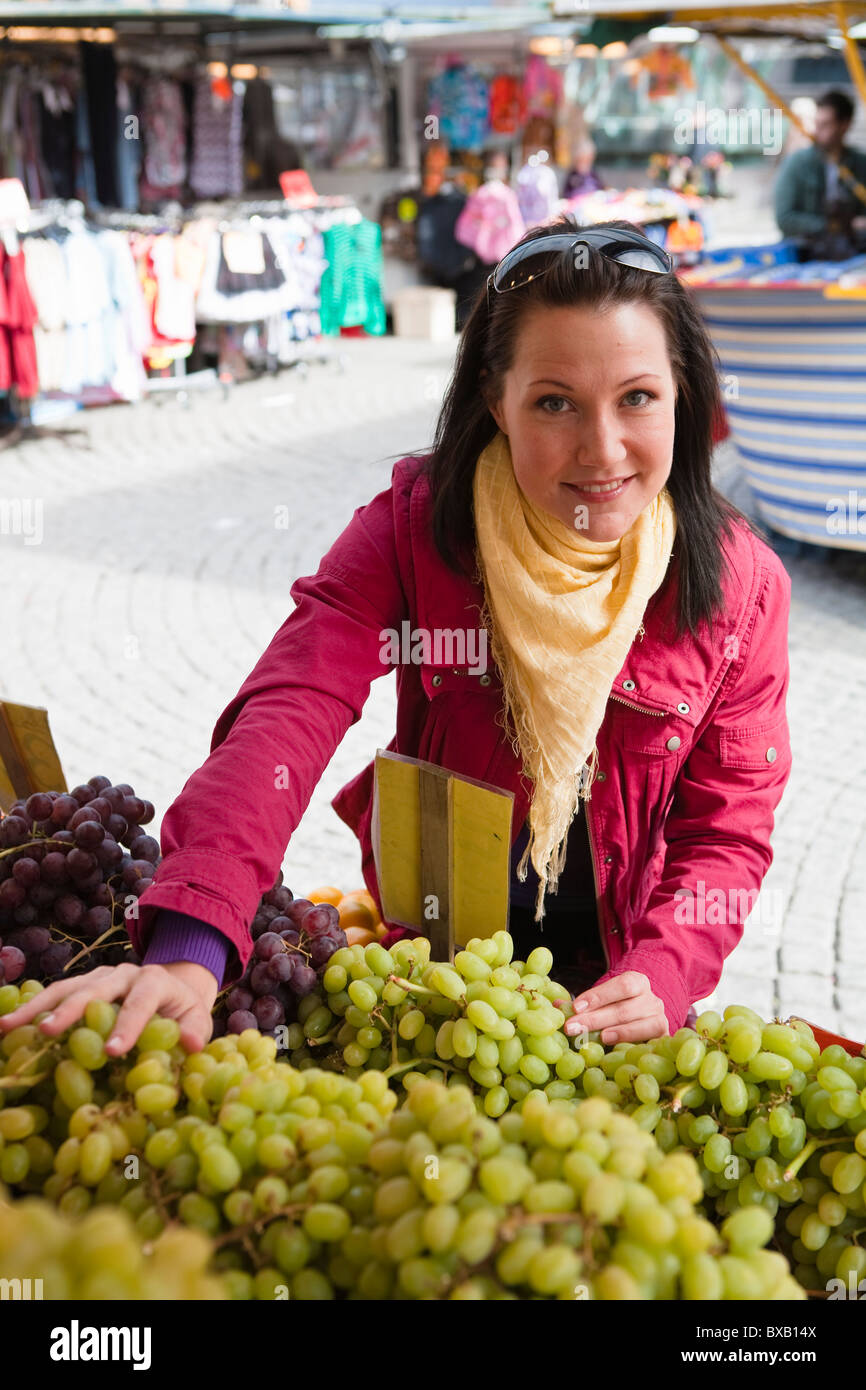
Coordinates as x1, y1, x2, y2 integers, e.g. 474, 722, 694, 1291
694, 287, 866, 552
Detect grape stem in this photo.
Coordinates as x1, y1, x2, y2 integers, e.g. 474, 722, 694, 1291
210, 1201, 308, 1249
382, 1056, 459, 1081
782, 1135, 854, 1182
0, 836, 73, 859
387, 974, 437, 997
0, 1068, 51, 1089
666, 1082, 696, 1114
499, 1210, 585, 1240
65, 921, 126, 971
304, 1025, 341, 1050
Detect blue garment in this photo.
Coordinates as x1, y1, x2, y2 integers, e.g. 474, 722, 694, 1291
429, 65, 489, 150
74, 87, 98, 207
114, 81, 141, 211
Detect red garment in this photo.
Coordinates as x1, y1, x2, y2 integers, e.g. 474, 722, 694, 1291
489, 74, 526, 135
0, 244, 39, 397
130, 456, 792, 1031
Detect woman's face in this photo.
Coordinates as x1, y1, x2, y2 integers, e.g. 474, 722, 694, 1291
487, 300, 677, 542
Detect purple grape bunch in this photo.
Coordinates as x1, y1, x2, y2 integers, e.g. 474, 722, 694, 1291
213, 888, 348, 1039
0, 776, 156, 985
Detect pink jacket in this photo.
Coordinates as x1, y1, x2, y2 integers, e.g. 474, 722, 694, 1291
131, 455, 793, 1031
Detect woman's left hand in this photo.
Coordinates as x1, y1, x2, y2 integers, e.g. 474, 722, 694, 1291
563, 971, 668, 1045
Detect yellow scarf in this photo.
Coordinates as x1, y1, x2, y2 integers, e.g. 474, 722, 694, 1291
472, 431, 677, 920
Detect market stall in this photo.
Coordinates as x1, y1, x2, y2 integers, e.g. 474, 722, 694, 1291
0, 5, 392, 420
682, 246, 866, 549
1, 3, 865, 1323
0, 717, 863, 1308
560, 0, 866, 551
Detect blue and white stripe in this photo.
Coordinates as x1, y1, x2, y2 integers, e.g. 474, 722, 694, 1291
695, 287, 866, 550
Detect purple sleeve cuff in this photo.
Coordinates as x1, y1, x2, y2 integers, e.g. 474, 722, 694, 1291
143, 909, 230, 987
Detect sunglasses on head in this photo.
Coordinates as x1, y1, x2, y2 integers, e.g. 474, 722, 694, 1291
488, 228, 673, 302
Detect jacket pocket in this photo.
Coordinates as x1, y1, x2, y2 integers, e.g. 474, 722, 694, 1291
719, 717, 790, 772
608, 702, 681, 757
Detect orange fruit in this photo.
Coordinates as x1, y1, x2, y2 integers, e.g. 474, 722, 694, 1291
347, 889, 381, 925
337, 897, 376, 932
374, 921, 389, 941
307, 886, 343, 906
344, 926, 376, 947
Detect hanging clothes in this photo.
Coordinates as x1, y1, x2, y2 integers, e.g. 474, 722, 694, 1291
140, 78, 187, 203
189, 75, 243, 200
416, 188, 475, 285
489, 73, 526, 136
80, 41, 119, 208
22, 235, 67, 392
0, 237, 39, 398
114, 74, 142, 212
38, 75, 77, 202
74, 77, 98, 207
428, 64, 489, 150
454, 180, 525, 266
522, 55, 564, 120
516, 159, 560, 227
319, 219, 385, 336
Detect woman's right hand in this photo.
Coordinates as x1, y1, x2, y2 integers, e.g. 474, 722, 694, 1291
0, 960, 218, 1055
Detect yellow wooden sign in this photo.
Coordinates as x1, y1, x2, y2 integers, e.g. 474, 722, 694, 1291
372, 749, 514, 958
0, 702, 66, 812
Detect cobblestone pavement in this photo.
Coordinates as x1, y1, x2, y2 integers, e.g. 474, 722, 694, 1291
1, 335, 864, 1037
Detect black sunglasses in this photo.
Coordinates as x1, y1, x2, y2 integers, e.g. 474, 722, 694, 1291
488, 228, 673, 302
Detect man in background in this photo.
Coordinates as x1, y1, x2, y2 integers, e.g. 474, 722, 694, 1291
775, 89, 866, 257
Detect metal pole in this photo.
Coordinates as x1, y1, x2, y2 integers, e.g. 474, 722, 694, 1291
834, 1, 866, 108
715, 32, 866, 208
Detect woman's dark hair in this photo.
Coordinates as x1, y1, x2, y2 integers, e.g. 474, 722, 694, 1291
426, 214, 754, 639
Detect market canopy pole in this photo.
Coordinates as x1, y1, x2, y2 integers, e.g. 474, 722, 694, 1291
834, 0, 866, 106
714, 31, 866, 208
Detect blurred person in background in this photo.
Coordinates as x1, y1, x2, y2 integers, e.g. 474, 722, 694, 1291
775, 89, 866, 257
563, 137, 606, 201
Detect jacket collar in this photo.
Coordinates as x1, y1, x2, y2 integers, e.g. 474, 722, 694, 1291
407, 461, 755, 728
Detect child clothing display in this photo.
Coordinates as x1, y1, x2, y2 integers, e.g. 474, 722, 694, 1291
11, 193, 365, 406
454, 180, 525, 266
428, 63, 490, 150
189, 76, 244, 201
22, 218, 149, 401
319, 218, 385, 336
139, 79, 187, 204
0, 231, 39, 399
416, 188, 476, 285
522, 54, 564, 120
516, 158, 560, 227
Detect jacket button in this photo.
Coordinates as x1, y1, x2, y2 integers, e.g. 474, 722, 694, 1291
431, 674, 442, 688
604, 854, 613, 865
677, 701, 690, 714
666, 736, 681, 751
479, 674, 492, 686
622, 679, 636, 691
596, 771, 606, 782
766, 746, 777, 763
610, 925, 621, 936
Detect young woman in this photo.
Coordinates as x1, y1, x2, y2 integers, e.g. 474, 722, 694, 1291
1, 218, 792, 1056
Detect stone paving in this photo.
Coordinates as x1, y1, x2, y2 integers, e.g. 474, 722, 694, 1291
1, 333, 864, 1038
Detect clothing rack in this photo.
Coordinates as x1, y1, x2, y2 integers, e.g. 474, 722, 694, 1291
91, 207, 185, 234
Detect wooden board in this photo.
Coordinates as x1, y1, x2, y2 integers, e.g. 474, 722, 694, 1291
372, 748, 514, 959
0, 702, 66, 812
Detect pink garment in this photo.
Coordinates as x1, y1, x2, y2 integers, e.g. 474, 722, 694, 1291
454, 181, 526, 265
130, 457, 793, 1032
516, 160, 560, 227
522, 54, 564, 119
